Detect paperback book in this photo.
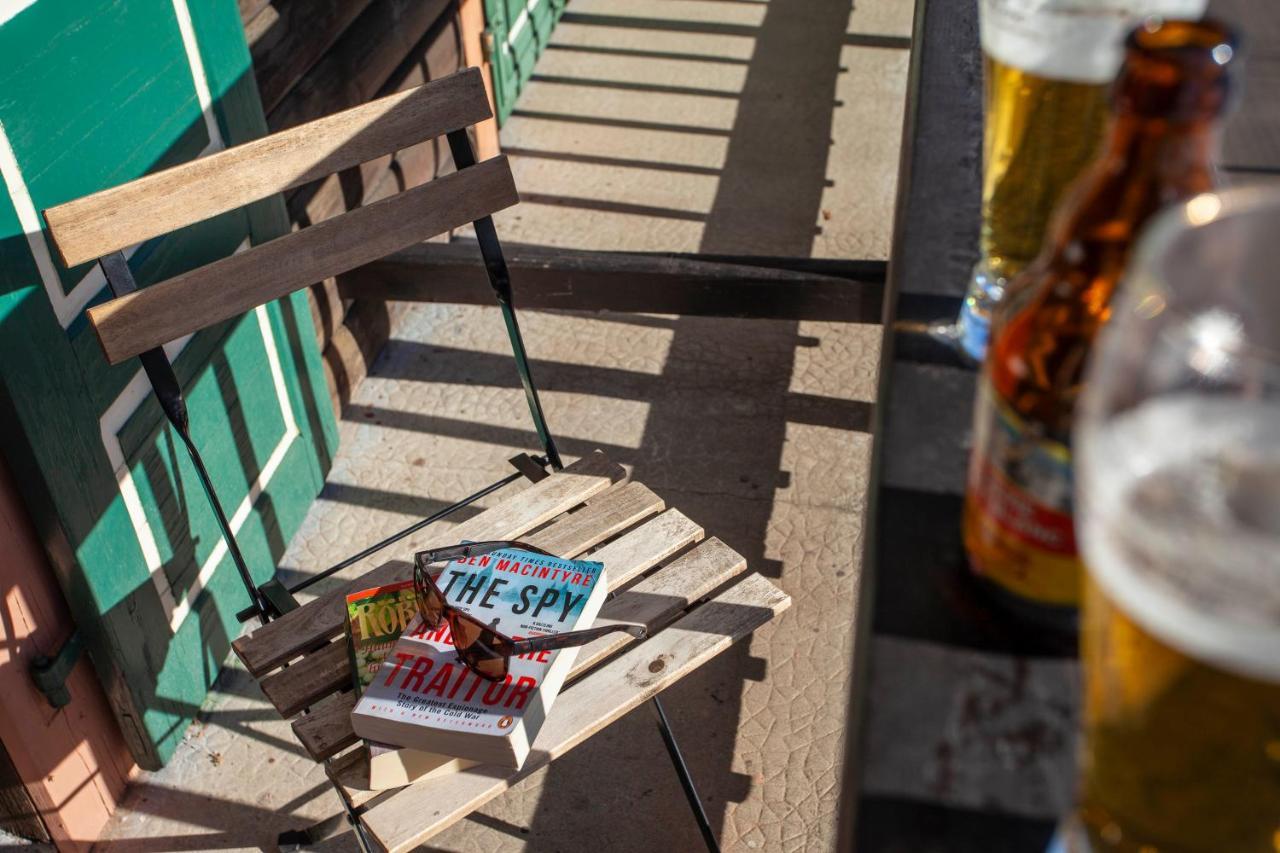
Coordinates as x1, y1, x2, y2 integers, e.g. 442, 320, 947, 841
345, 580, 418, 694
351, 546, 606, 769
346, 580, 443, 787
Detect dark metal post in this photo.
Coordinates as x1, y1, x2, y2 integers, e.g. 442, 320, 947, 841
444, 129, 564, 471
652, 696, 721, 852
234, 465, 529, 622
99, 252, 271, 625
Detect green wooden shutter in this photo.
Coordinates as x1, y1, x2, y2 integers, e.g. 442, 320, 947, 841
0, 0, 337, 768
485, 0, 566, 124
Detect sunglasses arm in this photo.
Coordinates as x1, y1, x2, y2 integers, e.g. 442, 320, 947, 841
415, 540, 557, 570
507, 623, 647, 656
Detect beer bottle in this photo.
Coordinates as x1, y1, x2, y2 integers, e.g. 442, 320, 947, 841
962, 17, 1237, 625
956, 0, 1208, 362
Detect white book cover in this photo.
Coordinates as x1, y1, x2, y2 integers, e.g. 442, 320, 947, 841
351, 547, 606, 768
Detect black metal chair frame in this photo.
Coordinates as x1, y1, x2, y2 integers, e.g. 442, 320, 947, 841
99, 129, 722, 853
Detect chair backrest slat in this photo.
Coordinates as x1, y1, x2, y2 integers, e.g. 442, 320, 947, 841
88, 156, 517, 364
43, 68, 490, 268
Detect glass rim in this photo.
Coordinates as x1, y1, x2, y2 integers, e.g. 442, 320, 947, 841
1134, 184, 1280, 272
1125, 185, 1280, 363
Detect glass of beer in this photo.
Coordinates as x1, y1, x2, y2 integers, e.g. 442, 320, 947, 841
1072, 186, 1280, 851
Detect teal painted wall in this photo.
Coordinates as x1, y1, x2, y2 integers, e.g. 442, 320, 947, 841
0, 0, 338, 767
485, 0, 566, 123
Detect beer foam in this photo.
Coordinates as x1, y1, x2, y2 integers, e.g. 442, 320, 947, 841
1078, 394, 1280, 683
980, 0, 1209, 84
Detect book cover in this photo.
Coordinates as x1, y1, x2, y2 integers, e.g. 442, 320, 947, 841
350, 547, 606, 769
364, 745, 478, 790
345, 580, 417, 695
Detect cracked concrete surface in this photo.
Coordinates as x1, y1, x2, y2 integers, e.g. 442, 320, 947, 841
95, 0, 908, 849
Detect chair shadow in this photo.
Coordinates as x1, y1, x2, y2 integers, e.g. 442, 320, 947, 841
513, 0, 865, 847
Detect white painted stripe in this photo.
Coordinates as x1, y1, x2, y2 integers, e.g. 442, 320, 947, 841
0, 119, 75, 325
257, 289, 298, 439
167, 415, 297, 631
100, 238, 302, 633
100, 331, 196, 619
0, 3, 224, 330
166, 306, 297, 632
171, 0, 223, 152
502, 0, 545, 54
0, 0, 36, 27
99, 240, 248, 625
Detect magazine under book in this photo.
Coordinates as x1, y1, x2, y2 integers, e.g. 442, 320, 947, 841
345, 579, 417, 694
350, 545, 607, 769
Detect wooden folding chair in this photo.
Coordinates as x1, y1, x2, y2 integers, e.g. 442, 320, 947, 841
42, 68, 789, 852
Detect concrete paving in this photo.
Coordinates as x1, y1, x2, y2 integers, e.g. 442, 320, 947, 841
95, 0, 909, 849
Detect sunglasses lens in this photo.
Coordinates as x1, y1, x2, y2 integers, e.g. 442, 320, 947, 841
414, 567, 446, 628
449, 614, 509, 681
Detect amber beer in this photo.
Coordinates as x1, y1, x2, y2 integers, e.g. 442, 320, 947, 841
962, 19, 1235, 618
1076, 395, 1280, 851
957, 0, 1207, 362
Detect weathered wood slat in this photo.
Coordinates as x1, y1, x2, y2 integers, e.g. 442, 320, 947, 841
362, 574, 790, 852
259, 639, 350, 719
239, 0, 271, 25
43, 70, 490, 268
525, 482, 663, 556
249, 0, 376, 116
294, 690, 360, 764
294, 509, 705, 760
280, 0, 466, 228
87, 157, 517, 364
259, 481, 665, 718
233, 452, 624, 678
338, 242, 886, 322
333, 535, 745, 802
588, 508, 704, 587
267, 0, 453, 133
568, 536, 745, 675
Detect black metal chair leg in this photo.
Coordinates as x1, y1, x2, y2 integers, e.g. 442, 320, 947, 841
444, 129, 564, 471
652, 695, 721, 853
349, 817, 375, 853
333, 774, 377, 853
101, 251, 273, 625
278, 776, 376, 853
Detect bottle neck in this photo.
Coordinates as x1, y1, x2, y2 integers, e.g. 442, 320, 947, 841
1104, 113, 1218, 193
1048, 113, 1218, 249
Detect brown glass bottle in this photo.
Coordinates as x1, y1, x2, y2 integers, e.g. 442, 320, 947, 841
962, 18, 1237, 627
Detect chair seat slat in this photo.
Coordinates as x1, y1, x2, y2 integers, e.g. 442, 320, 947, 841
88, 156, 517, 364
524, 481, 664, 556
261, 480, 665, 718
332, 534, 746, 800
42, 69, 491, 267
232, 451, 623, 678
260, 639, 350, 719
293, 508, 706, 760
361, 573, 790, 852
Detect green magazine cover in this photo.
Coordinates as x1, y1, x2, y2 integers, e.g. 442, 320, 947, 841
345, 579, 418, 695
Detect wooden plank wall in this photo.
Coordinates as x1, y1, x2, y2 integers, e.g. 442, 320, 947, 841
241, 0, 501, 413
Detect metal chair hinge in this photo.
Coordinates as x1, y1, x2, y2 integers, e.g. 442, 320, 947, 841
30, 630, 85, 709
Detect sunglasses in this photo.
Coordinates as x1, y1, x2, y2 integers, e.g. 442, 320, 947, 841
412, 541, 646, 682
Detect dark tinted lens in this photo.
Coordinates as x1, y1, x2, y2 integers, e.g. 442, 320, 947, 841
449, 613, 509, 681
414, 564, 446, 628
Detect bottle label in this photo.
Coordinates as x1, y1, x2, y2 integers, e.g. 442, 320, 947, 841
967, 378, 1080, 605
956, 298, 990, 363
979, 0, 1209, 84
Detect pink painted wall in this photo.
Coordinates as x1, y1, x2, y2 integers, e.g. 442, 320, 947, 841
0, 453, 135, 851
